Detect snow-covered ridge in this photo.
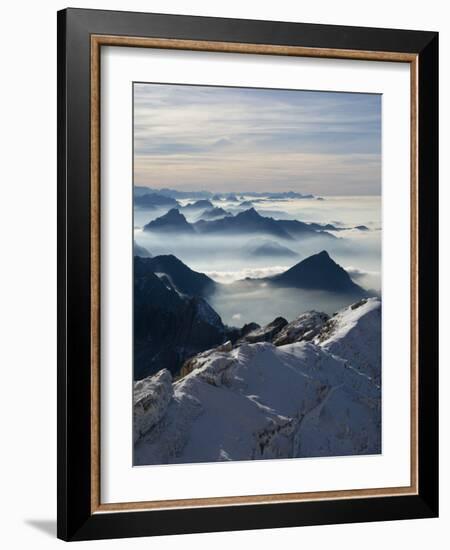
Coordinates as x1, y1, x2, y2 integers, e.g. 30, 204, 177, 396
274, 310, 329, 346
133, 369, 173, 443
134, 298, 381, 465
314, 297, 381, 382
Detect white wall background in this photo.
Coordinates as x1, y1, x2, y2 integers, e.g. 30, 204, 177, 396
0, 1, 447, 548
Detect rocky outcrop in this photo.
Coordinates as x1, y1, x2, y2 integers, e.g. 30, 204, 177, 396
273, 311, 329, 346
239, 316, 288, 344
134, 299, 382, 465
134, 264, 227, 380
133, 369, 173, 443
225, 322, 261, 344
177, 341, 233, 380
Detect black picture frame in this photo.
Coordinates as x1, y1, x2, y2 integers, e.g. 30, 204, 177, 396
57, 7, 438, 541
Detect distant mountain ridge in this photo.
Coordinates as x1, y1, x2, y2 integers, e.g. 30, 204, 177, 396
143, 208, 194, 233
180, 199, 214, 212
135, 255, 217, 297
134, 192, 178, 209
198, 207, 231, 220
141, 206, 346, 242
135, 186, 212, 200
194, 208, 294, 239
134, 187, 319, 201
244, 239, 298, 258
269, 250, 366, 296
136, 248, 367, 298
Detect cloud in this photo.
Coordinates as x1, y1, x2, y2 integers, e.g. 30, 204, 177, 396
204, 265, 287, 284
133, 83, 381, 195
344, 266, 379, 279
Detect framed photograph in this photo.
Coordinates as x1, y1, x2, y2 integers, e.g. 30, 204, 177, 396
57, 8, 438, 541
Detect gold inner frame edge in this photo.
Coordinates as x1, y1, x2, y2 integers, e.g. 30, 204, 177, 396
90, 34, 419, 514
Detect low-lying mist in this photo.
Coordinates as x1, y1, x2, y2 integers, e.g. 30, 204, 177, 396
135, 230, 380, 285
210, 283, 360, 326
134, 195, 381, 327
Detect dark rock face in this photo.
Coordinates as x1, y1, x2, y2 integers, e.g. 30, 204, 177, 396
240, 317, 288, 344
273, 311, 330, 346
134, 265, 226, 380
240, 322, 261, 337
134, 255, 216, 297
134, 192, 178, 209
195, 208, 293, 240
225, 322, 261, 344
270, 251, 366, 296
194, 208, 335, 241
143, 208, 195, 233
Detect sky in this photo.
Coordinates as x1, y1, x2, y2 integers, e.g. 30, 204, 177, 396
133, 83, 381, 196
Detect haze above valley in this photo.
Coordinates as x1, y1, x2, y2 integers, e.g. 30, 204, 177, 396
134, 189, 381, 326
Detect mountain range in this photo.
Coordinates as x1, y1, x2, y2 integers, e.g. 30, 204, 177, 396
135, 186, 212, 200
180, 199, 214, 212
134, 249, 368, 297
133, 250, 370, 380
134, 192, 178, 209
134, 187, 320, 201
143, 207, 336, 241
143, 208, 195, 233
134, 297, 381, 464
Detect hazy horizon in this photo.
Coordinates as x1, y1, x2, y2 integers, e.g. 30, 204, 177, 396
134, 83, 381, 196
134, 185, 380, 198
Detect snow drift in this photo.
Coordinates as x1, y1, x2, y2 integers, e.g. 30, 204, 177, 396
134, 298, 381, 465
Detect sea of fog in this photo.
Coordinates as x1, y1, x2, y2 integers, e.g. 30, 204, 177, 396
134, 195, 381, 327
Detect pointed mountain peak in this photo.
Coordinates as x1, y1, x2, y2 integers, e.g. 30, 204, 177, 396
164, 208, 186, 220
270, 250, 366, 296
143, 208, 194, 233
290, 250, 340, 272
153, 208, 189, 224
308, 250, 333, 263
236, 207, 261, 219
